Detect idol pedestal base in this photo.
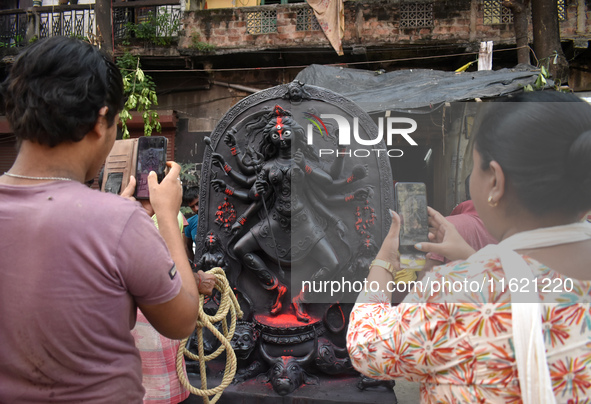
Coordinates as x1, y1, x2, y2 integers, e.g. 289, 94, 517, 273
185, 369, 420, 404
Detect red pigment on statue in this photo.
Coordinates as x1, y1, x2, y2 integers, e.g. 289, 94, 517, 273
255, 312, 320, 327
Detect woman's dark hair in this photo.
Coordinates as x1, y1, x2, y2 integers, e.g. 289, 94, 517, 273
1, 36, 124, 147
474, 91, 591, 216
464, 174, 471, 200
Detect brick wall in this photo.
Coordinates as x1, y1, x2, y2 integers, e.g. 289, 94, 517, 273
179, 0, 591, 53
125, 111, 178, 161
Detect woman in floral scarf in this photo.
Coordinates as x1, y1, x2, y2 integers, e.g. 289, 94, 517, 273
347, 91, 591, 404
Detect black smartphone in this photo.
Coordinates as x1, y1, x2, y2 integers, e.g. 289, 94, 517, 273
395, 182, 429, 252
134, 136, 168, 199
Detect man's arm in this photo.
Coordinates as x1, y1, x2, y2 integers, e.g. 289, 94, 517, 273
136, 163, 201, 340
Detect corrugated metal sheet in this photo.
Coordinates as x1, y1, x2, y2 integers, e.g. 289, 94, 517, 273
295, 64, 547, 113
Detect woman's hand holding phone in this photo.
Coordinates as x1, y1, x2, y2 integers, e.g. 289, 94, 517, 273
414, 207, 475, 261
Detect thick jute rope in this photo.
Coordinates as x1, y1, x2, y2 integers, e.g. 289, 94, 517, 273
176, 267, 243, 404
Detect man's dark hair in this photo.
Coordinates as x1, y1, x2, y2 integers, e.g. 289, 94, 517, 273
474, 91, 591, 216
1, 36, 124, 147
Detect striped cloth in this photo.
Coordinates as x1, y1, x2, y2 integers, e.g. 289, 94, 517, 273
132, 311, 190, 404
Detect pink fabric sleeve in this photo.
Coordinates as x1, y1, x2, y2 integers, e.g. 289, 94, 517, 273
116, 209, 182, 306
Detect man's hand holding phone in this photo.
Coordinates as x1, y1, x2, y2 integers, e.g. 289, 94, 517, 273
119, 161, 181, 220
120, 175, 137, 201
147, 161, 182, 221
120, 175, 156, 219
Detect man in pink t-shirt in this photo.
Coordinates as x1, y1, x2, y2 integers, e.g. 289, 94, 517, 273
0, 37, 210, 403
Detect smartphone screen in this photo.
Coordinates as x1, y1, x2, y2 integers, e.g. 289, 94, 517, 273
104, 172, 124, 194
395, 182, 429, 251
102, 138, 138, 194
134, 136, 168, 199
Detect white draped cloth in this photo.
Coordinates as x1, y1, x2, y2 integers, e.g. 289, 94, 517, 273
306, 0, 344, 56
470, 222, 591, 404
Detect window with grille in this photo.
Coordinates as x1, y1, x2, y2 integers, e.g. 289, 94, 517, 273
0, 12, 27, 47
113, 7, 132, 39
484, 0, 563, 24
155, 5, 182, 37
135, 7, 154, 24
296, 7, 320, 31
400, 2, 434, 29
557, 0, 566, 21
483, 0, 513, 24
246, 9, 277, 34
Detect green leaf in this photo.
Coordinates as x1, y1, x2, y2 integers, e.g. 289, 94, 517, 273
120, 110, 132, 120
540, 75, 547, 85
122, 125, 130, 139
540, 66, 548, 78
127, 94, 137, 109
116, 51, 160, 140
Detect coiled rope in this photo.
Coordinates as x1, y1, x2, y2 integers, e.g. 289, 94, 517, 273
176, 267, 243, 404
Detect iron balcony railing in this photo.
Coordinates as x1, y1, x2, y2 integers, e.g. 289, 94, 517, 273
0, 1, 182, 49
0, 9, 27, 48
36, 4, 96, 39
112, 0, 182, 44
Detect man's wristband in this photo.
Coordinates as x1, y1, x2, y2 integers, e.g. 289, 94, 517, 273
370, 258, 399, 278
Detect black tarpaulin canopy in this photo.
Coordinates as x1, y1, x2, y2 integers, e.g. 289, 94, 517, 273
294, 64, 545, 113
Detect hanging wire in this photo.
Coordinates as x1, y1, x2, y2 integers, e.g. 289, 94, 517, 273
139, 46, 529, 74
